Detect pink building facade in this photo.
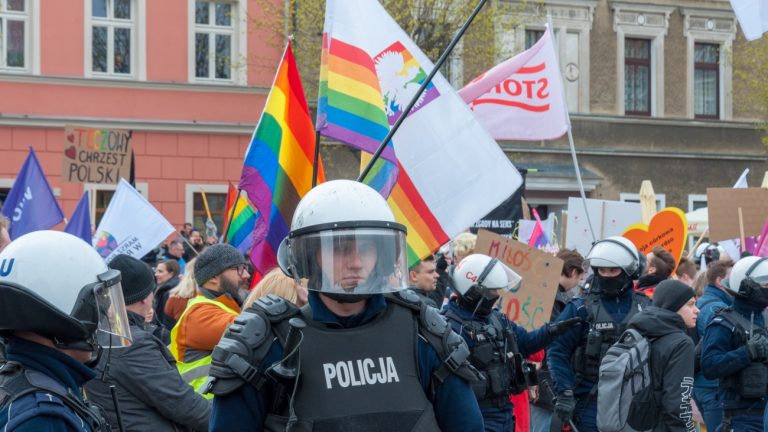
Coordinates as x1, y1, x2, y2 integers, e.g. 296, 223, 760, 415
0, 0, 282, 233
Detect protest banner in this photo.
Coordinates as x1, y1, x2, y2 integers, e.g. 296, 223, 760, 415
565, 197, 641, 256
623, 208, 688, 267
707, 187, 768, 242
62, 125, 132, 185
476, 229, 562, 331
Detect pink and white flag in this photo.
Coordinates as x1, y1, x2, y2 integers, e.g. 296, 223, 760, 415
459, 25, 568, 141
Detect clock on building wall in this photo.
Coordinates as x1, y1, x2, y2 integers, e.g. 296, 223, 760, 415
565, 63, 579, 82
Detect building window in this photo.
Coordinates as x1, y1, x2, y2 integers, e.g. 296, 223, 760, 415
525, 29, 544, 49
0, 0, 28, 71
192, 191, 226, 237
194, 1, 235, 81
694, 43, 719, 119
90, 0, 135, 76
624, 38, 651, 116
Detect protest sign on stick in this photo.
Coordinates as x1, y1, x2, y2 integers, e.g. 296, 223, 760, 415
476, 229, 562, 331
623, 208, 688, 268
565, 197, 641, 256
62, 125, 132, 184
707, 188, 768, 242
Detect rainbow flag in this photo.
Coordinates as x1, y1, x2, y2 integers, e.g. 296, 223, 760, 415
239, 42, 324, 273
223, 182, 258, 255
319, 0, 522, 267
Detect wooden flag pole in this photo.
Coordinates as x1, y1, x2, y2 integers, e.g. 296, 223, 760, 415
312, 130, 321, 187
357, 0, 489, 183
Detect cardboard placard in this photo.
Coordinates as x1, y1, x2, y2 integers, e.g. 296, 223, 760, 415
475, 229, 563, 331
62, 125, 132, 184
623, 208, 688, 267
565, 197, 642, 256
707, 188, 768, 242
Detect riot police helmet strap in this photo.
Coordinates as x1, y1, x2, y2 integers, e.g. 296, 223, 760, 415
451, 254, 522, 297
585, 236, 640, 277
279, 180, 409, 296
726, 256, 768, 296
0, 231, 131, 348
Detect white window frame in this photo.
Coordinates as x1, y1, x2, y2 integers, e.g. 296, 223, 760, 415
619, 192, 666, 210
507, 1, 596, 114
688, 194, 707, 212
184, 183, 228, 226
0, 0, 38, 74
612, 2, 674, 117
84, 182, 148, 223
188, 0, 247, 85
84, 0, 146, 80
0, 177, 59, 197
682, 8, 736, 121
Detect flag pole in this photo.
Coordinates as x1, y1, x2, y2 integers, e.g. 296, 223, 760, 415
358, 0, 489, 183
312, 130, 321, 187
546, 15, 597, 243
221, 187, 243, 245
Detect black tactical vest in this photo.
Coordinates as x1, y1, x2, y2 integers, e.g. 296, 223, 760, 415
0, 361, 110, 432
572, 292, 650, 381
443, 310, 527, 407
716, 308, 768, 400
268, 302, 440, 432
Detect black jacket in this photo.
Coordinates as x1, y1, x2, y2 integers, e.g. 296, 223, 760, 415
155, 276, 181, 329
84, 311, 211, 431
628, 306, 695, 432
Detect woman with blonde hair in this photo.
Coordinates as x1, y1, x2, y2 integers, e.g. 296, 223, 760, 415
451, 232, 477, 264
164, 258, 199, 323
244, 267, 308, 308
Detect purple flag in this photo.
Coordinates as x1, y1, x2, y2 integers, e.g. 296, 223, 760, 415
1, 147, 64, 239
64, 192, 92, 244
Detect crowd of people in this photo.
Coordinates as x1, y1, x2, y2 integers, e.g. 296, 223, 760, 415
0, 181, 767, 432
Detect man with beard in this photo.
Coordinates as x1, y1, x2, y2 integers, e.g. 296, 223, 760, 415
169, 243, 250, 398
183, 229, 205, 262
547, 236, 652, 431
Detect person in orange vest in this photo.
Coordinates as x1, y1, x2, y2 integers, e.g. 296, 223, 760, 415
170, 243, 250, 397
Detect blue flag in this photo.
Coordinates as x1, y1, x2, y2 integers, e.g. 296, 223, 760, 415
1, 147, 64, 239
64, 191, 91, 243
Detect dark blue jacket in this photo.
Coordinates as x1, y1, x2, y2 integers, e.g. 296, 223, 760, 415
701, 298, 766, 413
210, 292, 484, 432
0, 338, 96, 432
546, 290, 639, 395
694, 284, 733, 389
442, 299, 553, 430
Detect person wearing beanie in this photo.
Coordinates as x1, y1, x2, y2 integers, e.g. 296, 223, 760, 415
627, 280, 699, 432
85, 254, 211, 431
169, 243, 249, 397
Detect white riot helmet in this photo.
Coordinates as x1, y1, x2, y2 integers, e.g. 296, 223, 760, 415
586, 236, 640, 278
0, 231, 131, 354
694, 242, 721, 266
724, 256, 768, 305
451, 254, 522, 316
277, 180, 409, 298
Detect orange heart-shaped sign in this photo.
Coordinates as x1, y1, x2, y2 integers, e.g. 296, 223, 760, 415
623, 208, 688, 268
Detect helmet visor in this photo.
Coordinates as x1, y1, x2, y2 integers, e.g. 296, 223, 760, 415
73, 270, 132, 348
289, 227, 408, 295
495, 261, 523, 292
585, 255, 634, 276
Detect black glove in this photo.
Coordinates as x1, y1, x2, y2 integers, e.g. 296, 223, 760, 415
554, 390, 576, 423
548, 317, 582, 337
746, 333, 768, 361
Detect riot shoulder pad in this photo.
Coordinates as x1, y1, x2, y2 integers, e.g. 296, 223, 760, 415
385, 290, 424, 311
206, 307, 273, 396
254, 294, 300, 321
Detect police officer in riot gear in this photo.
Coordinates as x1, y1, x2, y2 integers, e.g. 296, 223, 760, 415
701, 256, 768, 432
546, 236, 651, 431
441, 253, 581, 432
206, 180, 485, 432
0, 231, 132, 431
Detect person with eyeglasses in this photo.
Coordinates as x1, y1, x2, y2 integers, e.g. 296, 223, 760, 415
169, 243, 250, 398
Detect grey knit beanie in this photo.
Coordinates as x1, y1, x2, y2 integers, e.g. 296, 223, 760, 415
194, 244, 246, 286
